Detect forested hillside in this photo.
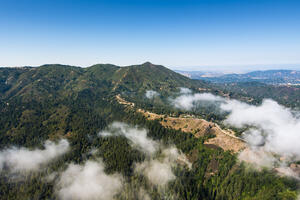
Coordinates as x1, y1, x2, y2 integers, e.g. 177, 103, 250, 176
0, 63, 299, 200
218, 82, 300, 108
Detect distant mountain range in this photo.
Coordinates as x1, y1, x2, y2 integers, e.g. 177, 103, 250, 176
175, 70, 300, 85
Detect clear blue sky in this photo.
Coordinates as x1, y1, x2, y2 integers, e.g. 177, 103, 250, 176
0, 0, 300, 71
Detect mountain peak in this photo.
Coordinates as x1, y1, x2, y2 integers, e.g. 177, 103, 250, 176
142, 61, 154, 66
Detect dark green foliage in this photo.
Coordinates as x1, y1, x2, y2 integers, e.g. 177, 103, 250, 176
0, 64, 299, 199
219, 82, 300, 108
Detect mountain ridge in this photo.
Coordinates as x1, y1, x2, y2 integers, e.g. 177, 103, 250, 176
1, 62, 299, 200
0, 62, 210, 101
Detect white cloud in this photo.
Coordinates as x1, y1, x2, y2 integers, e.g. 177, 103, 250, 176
275, 167, 300, 180
238, 147, 277, 169
145, 90, 160, 99
242, 129, 265, 146
0, 139, 69, 172
138, 188, 151, 200
179, 87, 192, 94
99, 122, 159, 155
99, 122, 191, 187
135, 146, 190, 186
171, 92, 223, 110
136, 159, 175, 186
222, 99, 300, 159
56, 160, 122, 200
170, 92, 300, 174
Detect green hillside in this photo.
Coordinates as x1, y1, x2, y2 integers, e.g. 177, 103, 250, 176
0, 63, 299, 200
1, 62, 208, 100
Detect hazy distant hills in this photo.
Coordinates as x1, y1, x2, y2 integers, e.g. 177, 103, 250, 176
174, 70, 224, 79
176, 69, 300, 85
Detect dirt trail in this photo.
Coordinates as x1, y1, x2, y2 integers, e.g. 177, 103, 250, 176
116, 95, 246, 153
112, 69, 129, 91
116, 94, 135, 107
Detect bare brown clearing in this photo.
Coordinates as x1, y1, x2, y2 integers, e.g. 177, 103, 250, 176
116, 95, 246, 153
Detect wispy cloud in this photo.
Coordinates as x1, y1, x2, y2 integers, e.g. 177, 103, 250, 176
0, 139, 69, 172
145, 90, 160, 99
179, 87, 192, 94
56, 160, 123, 200
99, 122, 159, 155
221, 99, 300, 159
135, 147, 184, 186
171, 92, 223, 110
99, 122, 191, 187
171, 92, 300, 177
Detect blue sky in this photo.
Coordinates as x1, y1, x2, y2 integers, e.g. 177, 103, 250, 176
0, 0, 300, 71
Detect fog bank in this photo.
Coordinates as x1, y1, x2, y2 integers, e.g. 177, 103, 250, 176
171, 91, 300, 173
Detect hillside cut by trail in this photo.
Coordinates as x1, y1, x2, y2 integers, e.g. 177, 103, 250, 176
116, 94, 246, 153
